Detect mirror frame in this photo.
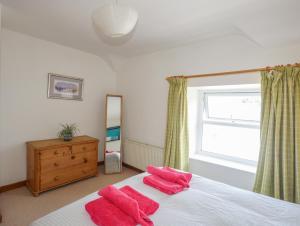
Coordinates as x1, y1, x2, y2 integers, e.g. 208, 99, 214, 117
104, 94, 123, 174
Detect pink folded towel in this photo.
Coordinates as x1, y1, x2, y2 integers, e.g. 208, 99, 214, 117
119, 186, 159, 215
85, 197, 136, 226
100, 185, 153, 226
164, 166, 192, 184
86, 185, 158, 226
143, 175, 185, 195
146, 165, 192, 188
97, 185, 159, 215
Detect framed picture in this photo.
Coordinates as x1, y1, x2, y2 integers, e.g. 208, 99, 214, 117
47, 73, 83, 101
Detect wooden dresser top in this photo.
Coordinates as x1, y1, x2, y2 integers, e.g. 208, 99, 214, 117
27, 135, 99, 149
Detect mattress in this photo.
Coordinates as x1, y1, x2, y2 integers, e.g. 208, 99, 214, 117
30, 173, 300, 226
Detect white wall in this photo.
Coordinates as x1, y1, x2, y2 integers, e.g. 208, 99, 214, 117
189, 158, 256, 190
0, 4, 4, 187
1, 29, 300, 189
116, 34, 300, 190
0, 29, 116, 186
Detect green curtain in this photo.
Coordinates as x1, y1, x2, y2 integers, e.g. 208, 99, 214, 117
163, 77, 189, 171
253, 66, 300, 203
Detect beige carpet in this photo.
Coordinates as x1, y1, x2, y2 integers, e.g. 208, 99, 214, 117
0, 166, 138, 226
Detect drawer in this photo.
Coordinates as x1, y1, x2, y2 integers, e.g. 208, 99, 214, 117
40, 165, 97, 191
39, 147, 71, 160
40, 151, 97, 174
72, 142, 97, 154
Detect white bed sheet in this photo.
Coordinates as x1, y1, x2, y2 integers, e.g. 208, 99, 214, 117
30, 173, 300, 226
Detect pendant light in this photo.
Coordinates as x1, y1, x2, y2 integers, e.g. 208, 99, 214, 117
92, 0, 138, 38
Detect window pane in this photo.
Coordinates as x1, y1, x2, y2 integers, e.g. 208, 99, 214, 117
201, 123, 260, 161
206, 94, 261, 122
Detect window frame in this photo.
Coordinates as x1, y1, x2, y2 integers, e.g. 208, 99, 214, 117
203, 91, 261, 124
196, 88, 261, 166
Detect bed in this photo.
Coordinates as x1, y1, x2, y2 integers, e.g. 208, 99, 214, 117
30, 172, 300, 226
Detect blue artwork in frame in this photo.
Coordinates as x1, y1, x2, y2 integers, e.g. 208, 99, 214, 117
48, 73, 84, 101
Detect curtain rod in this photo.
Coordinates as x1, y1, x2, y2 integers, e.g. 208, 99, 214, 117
166, 63, 300, 80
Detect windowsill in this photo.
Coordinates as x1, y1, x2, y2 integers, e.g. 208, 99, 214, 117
190, 154, 257, 174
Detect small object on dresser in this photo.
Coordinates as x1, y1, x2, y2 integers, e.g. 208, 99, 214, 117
58, 123, 79, 141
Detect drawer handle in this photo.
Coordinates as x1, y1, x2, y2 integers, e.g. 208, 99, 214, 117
54, 176, 59, 181
83, 158, 88, 163
71, 155, 76, 160
54, 162, 59, 167
82, 147, 86, 151
54, 151, 58, 155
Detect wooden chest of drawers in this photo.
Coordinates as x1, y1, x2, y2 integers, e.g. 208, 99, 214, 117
26, 136, 99, 196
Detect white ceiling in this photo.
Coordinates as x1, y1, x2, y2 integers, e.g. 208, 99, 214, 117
1, 0, 300, 65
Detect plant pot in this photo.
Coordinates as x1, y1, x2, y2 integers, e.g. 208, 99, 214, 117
63, 134, 73, 141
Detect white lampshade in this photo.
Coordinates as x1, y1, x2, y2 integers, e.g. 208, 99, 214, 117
92, 3, 138, 38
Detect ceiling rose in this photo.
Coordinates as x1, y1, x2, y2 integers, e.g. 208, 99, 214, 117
92, 1, 138, 38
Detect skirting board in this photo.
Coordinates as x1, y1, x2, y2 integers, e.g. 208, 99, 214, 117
0, 180, 27, 193
0, 161, 142, 193
122, 162, 144, 173
97, 161, 104, 166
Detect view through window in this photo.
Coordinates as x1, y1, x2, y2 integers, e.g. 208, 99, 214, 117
190, 85, 261, 165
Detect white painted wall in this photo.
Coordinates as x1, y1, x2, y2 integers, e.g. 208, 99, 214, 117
0, 29, 116, 186
1, 28, 300, 189
0, 4, 4, 187
189, 158, 256, 190
116, 34, 300, 190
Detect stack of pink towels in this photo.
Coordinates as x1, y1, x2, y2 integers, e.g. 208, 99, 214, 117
143, 165, 192, 195
85, 166, 192, 225
85, 185, 159, 226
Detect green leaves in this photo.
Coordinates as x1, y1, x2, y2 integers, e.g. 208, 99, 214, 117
57, 123, 79, 138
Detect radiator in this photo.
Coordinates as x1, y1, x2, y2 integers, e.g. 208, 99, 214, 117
123, 138, 164, 171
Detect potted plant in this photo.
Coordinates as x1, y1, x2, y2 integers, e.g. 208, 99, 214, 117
58, 123, 79, 141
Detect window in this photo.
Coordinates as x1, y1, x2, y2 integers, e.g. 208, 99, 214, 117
191, 85, 261, 166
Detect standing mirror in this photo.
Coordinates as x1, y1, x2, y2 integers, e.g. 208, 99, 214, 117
104, 94, 123, 174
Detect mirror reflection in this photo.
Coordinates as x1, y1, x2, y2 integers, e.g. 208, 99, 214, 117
104, 95, 122, 174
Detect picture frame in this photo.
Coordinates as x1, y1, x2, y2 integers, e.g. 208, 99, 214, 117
47, 73, 84, 101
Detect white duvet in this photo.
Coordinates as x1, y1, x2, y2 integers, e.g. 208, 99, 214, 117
30, 173, 300, 226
